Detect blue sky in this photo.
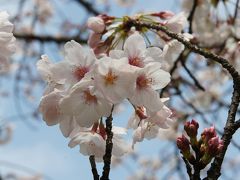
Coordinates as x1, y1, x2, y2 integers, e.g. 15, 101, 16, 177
1, 0, 237, 180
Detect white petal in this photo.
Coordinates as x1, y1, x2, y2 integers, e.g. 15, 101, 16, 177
130, 88, 164, 112
39, 90, 63, 126
124, 32, 146, 58
59, 116, 76, 137
109, 50, 125, 59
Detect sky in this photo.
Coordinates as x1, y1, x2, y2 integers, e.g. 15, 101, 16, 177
1, 0, 237, 180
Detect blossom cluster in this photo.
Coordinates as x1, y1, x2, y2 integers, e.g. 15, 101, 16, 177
37, 11, 189, 160
177, 120, 223, 169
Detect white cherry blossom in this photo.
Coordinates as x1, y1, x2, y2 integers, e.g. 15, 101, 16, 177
60, 80, 112, 128
129, 63, 170, 112
93, 56, 137, 104
110, 33, 164, 67
69, 125, 129, 160
69, 130, 106, 161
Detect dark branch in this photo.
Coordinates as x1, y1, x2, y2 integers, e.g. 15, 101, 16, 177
187, 0, 198, 33
100, 106, 114, 180
233, 0, 240, 24
180, 58, 205, 91
89, 156, 99, 180
74, 0, 100, 15
14, 32, 87, 44
182, 157, 193, 179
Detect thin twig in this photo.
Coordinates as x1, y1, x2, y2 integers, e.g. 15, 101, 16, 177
187, 0, 198, 33
74, 0, 100, 15
14, 32, 87, 44
89, 156, 99, 180
233, 0, 240, 24
180, 58, 205, 91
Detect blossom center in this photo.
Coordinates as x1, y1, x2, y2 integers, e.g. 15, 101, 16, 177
129, 56, 144, 67
83, 90, 97, 105
104, 69, 118, 85
74, 66, 89, 81
136, 74, 152, 89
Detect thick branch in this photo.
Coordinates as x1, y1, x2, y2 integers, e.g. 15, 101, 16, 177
206, 90, 240, 179
14, 32, 87, 44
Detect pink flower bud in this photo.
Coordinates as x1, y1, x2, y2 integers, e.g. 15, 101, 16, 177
87, 16, 105, 33
207, 137, 223, 156
184, 119, 199, 138
201, 126, 217, 143
88, 32, 102, 48
177, 135, 190, 153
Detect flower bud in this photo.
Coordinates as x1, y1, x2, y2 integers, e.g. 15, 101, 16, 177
207, 137, 223, 157
177, 135, 190, 153
184, 119, 199, 138
87, 16, 105, 33
201, 126, 217, 143
88, 32, 102, 48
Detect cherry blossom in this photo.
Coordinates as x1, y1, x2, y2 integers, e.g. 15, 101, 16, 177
129, 63, 170, 112
36, 11, 178, 170
69, 124, 129, 160
60, 80, 112, 128
109, 32, 164, 67
93, 56, 138, 104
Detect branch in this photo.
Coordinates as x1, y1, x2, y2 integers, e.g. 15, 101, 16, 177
129, 20, 240, 180
182, 157, 193, 180
14, 32, 87, 44
180, 58, 205, 91
100, 106, 114, 180
160, 49, 190, 97
89, 156, 99, 180
187, 0, 198, 33
129, 20, 240, 85
233, 0, 240, 24
74, 0, 100, 15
